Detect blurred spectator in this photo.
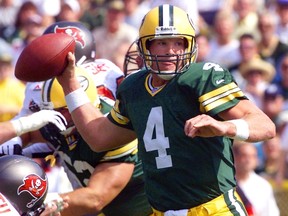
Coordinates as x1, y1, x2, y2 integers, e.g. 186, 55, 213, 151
78, 0, 105, 30
56, 0, 81, 22
232, 0, 259, 39
206, 9, 241, 69
256, 134, 288, 184
36, 0, 61, 17
1, 1, 39, 44
239, 58, 275, 108
13, 13, 45, 62
233, 141, 280, 216
124, 0, 150, 29
197, 0, 234, 27
275, 0, 288, 45
0, 51, 25, 122
195, 33, 210, 63
230, 33, 260, 89
257, 9, 288, 83
262, 84, 288, 132
92, 0, 138, 61
22, 14, 44, 42
0, 0, 19, 37
272, 53, 288, 109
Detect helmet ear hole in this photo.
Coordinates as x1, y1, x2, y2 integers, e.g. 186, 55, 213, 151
145, 40, 152, 50
184, 38, 188, 49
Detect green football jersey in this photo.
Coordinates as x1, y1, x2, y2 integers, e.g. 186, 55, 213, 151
108, 62, 247, 211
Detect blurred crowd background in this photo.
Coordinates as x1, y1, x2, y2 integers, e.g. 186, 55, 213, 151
1, 0, 288, 215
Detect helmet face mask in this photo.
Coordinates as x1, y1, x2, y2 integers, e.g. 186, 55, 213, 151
123, 40, 143, 76
137, 4, 198, 79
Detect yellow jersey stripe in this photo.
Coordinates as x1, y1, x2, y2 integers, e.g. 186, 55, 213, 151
199, 83, 245, 112
202, 91, 244, 112
199, 83, 239, 103
102, 139, 138, 160
110, 108, 130, 125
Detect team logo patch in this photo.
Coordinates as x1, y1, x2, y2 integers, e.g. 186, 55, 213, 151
29, 100, 40, 112
54, 25, 85, 48
17, 174, 47, 208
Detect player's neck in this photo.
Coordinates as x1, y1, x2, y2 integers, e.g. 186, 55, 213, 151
151, 74, 168, 87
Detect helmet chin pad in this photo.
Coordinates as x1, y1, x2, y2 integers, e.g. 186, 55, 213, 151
150, 68, 176, 80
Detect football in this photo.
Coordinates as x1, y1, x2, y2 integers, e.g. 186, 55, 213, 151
15, 33, 76, 82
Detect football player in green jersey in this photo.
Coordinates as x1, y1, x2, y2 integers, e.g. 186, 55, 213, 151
56, 4, 276, 216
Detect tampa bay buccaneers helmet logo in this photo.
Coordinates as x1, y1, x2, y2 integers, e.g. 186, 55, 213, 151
17, 174, 48, 208
54, 25, 86, 48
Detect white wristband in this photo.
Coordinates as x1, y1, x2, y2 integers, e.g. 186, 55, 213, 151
227, 119, 249, 141
10, 119, 23, 136
65, 88, 90, 113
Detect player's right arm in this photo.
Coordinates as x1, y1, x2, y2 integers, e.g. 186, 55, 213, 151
57, 53, 136, 152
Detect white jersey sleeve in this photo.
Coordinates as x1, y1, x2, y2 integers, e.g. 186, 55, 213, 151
16, 82, 44, 118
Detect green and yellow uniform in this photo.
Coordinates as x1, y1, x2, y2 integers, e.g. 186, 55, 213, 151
108, 62, 248, 214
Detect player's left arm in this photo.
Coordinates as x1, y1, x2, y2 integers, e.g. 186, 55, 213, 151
0, 110, 67, 145
0, 121, 18, 144
184, 99, 276, 142
58, 162, 134, 216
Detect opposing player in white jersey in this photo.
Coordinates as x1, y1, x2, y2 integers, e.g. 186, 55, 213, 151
1, 21, 124, 159
0, 21, 152, 216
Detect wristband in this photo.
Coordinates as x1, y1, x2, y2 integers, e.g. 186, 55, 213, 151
227, 119, 249, 141
65, 88, 90, 113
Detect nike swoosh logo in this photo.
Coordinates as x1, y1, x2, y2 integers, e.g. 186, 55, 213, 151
216, 79, 225, 85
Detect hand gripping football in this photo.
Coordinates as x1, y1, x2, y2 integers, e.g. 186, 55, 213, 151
15, 33, 76, 82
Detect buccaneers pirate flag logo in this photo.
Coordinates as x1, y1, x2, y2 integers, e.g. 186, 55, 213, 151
17, 174, 47, 208
54, 25, 86, 48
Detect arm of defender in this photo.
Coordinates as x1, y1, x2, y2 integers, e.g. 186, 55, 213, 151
0, 110, 67, 145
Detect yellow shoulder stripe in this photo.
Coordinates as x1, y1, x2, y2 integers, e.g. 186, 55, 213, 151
199, 83, 245, 112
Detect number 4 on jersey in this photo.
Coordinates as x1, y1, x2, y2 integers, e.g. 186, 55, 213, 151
143, 107, 172, 169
